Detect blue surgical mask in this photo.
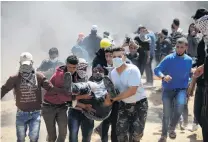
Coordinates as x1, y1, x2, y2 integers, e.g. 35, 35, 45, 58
112, 57, 124, 68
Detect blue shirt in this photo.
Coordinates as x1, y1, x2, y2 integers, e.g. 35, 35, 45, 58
154, 53, 192, 89
147, 32, 156, 57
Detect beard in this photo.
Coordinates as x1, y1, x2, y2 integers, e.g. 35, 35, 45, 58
176, 52, 185, 56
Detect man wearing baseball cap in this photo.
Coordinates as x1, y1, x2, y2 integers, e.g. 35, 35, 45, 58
0, 52, 87, 142
82, 25, 102, 63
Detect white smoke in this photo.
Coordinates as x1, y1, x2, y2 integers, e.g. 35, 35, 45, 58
1, 1, 199, 82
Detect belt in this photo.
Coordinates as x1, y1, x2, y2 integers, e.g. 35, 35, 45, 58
171, 88, 186, 92
42, 102, 66, 107
17, 109, 40, 113
121, 98, 147, 106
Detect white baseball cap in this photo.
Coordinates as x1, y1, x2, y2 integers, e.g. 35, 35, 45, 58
20, 52, 33, 65
91, 25, 98, 31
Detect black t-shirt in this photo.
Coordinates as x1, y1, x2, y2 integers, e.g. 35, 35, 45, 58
134, 36, 150, 61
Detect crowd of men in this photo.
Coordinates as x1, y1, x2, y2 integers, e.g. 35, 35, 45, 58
1, 8, 208, 142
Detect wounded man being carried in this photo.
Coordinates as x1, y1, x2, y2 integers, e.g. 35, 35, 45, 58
65, 65, 119, 121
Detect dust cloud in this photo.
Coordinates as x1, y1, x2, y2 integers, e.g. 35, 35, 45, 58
1, 1, 203, 82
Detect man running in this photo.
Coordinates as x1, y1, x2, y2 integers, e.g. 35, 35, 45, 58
154, 37, 192, 142
105, 47, 148, 142
0, 52, 83, 142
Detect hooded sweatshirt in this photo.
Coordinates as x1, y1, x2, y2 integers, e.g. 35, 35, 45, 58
44, 65, 80, 105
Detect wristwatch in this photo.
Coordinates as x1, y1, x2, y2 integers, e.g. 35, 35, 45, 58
161, 76, 165, 80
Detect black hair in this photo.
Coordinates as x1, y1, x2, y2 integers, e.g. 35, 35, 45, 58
112, 47, 125, 53
188, 23, 196, 35
173, 18, 180, 27
66, 55, 79, 65
49, 47, 59, 55
104, 48, 113, 53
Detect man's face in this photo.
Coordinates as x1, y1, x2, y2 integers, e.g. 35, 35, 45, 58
112, 51, 125, 61
189, 24, 195, 32
129, 45, 137, 55
92, 68, 104, 81
105, 52, 113, 65
66, 63, 77, 74
139, 28, 146, 35
49, 54, 58, 59
175, 42, 188, 56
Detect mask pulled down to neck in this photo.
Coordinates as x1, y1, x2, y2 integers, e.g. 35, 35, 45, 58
112, 57, 124, 68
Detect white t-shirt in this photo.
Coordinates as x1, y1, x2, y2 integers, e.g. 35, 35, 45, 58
110, 64, 146, 103
88, 80, 107, 98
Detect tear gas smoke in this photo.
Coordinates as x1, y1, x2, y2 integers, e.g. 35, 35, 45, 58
1, 1, 205, 82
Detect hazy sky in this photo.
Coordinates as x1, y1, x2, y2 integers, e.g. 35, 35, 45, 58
1, 1, 201, 81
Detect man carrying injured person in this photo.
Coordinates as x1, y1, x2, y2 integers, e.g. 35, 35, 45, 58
67, 62, 118, 121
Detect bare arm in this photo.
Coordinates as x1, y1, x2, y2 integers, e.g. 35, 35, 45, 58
112, 86, 138, 101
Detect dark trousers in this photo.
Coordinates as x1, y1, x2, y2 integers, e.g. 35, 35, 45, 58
116, 99, 148, 142
68, 108, 94, 142
194, 85, 208, 142
96, 101, 119, 142
138, 57, 146, 76
145, 56, 153, 84
42, 105, 67, 142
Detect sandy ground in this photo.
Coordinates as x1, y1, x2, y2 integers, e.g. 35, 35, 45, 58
0, 80, 203, 142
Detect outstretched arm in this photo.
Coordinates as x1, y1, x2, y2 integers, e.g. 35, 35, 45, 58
1, 76, 16, 99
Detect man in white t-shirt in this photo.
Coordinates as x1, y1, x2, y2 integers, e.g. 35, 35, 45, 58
105, 47, 148, 142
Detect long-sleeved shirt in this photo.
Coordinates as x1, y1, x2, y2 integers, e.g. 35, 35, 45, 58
147, 31, 156, 57
187, 34, 200, 57
1, 72, 68, 111
154, 53, 192, 89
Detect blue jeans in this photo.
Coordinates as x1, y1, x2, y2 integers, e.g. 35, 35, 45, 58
162, 89, 187, 136
68, 108, 94, 142
16, 109, 41, 142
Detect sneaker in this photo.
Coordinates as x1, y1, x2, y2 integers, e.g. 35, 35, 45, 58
103, 76, 118, 98
180, 123, 188, 130
169, 129, 176, 139
188, 123, 198, 132
158, 136, 167, 142
64, 72, 72, 92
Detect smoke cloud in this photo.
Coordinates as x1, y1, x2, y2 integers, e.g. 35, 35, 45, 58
1, 1, 203, 82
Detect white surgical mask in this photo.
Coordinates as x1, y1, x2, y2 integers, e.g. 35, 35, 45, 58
112, 57, 124, 68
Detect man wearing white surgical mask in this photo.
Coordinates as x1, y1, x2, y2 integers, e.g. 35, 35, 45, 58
37, 47, 64, 79
105, 47, 148, 142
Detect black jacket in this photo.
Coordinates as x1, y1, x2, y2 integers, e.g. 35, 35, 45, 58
194, 39, 206, 86
134, 36, 150, 62
82, 33, 102, 61
92, 49, 108, 75
126, 53, 140, 69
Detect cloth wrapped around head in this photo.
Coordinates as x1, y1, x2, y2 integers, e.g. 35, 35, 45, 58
77, 58, 88, 79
